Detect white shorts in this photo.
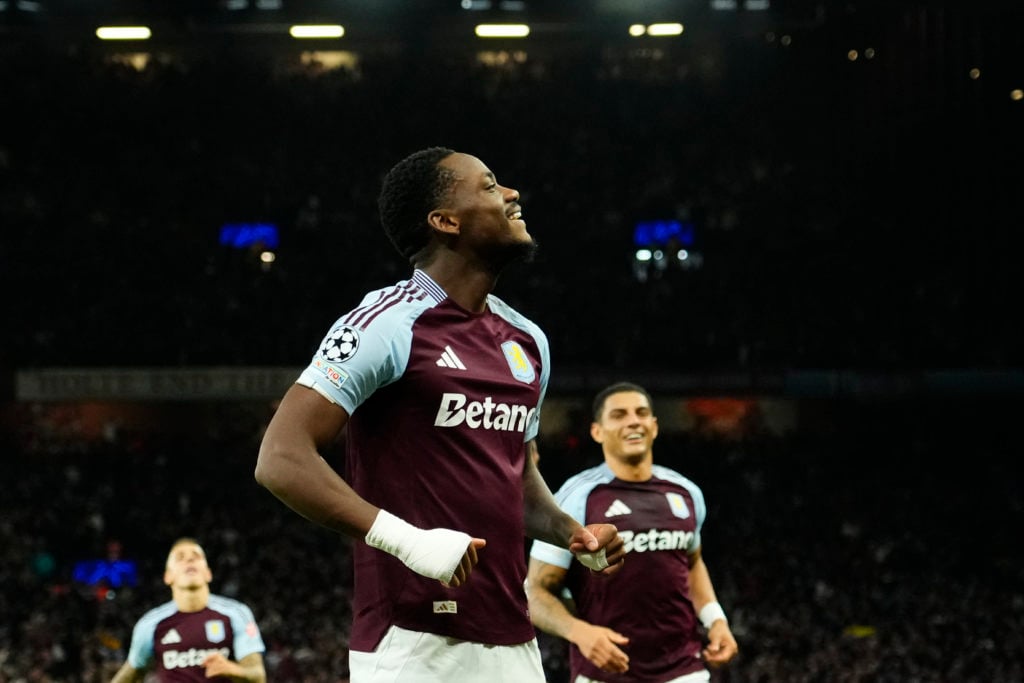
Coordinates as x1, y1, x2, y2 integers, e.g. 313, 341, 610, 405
575, 671, 710, 683
349, 625, 546, 682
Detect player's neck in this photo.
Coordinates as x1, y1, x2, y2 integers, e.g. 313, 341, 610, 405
606, 455, 653, 482
420, 260, 499, 313
173, 585, 210, 613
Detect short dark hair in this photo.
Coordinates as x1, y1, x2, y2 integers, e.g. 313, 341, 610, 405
592, 381, 654, 422
378, 146, 457, 264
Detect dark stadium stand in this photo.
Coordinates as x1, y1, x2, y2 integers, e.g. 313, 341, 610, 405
2, 1, 1022, 374
1, 397, 1021, 681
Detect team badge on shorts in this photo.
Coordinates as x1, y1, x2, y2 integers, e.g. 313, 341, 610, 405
501, 341, 535, 384
319, 325, 360, 362
205, 620, 226, 643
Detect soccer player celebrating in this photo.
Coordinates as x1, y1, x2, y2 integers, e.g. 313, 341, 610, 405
255, 147, 625, 682
110, 538, 266, 683
528, 382, 738, 683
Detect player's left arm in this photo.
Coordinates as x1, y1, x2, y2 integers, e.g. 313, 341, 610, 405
521, 440, 625, 574
202, 651, 266, 683
688, 546, 739, 667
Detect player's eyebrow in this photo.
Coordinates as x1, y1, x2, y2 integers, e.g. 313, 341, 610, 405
608, 406, 650, 417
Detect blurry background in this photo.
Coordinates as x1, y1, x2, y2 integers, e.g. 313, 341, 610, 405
1, 0, 1022, 681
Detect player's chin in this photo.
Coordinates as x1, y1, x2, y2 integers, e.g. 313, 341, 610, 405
506, 236, 539, 263
504, 216, 529, 237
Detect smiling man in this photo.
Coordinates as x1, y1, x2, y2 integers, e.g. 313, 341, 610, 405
527, 382, 739, 683
255, 147, 625, 682
110, 538, 266, 683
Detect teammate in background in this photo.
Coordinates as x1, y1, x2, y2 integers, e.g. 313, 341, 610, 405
110, 537, 266, 683
255, 146, 625, 682
527, 382, 738, 683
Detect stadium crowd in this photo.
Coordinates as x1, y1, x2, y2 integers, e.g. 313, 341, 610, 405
1, 396, 1021, 682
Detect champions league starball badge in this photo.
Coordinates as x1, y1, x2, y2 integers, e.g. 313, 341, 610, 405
320, 325, 360, 362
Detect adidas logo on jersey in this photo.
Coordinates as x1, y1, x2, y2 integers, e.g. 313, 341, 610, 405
436, 345, 467, 370
160, 629, 182, 645
604, 499, 632, 517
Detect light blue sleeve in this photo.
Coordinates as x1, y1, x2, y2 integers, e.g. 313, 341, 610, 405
210, 595, 266, 660
296, 294, 426, 415
126, 602, 176, 670
527, 323, 551, 443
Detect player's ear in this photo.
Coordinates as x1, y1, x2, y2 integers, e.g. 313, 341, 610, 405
590, 421, 604, 444
428, 209, 460, 236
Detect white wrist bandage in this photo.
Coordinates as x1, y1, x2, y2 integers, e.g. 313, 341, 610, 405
575, 548, 609, 571
699, 601, 728, 629
364, 510, 472, 584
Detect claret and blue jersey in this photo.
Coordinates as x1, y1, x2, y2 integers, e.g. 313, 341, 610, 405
296, 269, 551, 651
126, 595, 264, 682
531, 463, 710, 682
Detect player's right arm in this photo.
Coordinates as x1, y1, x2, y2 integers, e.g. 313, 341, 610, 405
255, 383, 379, 537
255, 383, 482, 586
526, 557, 630, 674
109, 661, 145, 683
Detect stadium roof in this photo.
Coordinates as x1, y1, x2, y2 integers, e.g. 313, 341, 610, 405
5, 0, 1018, 62
0, 0, 990, 46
